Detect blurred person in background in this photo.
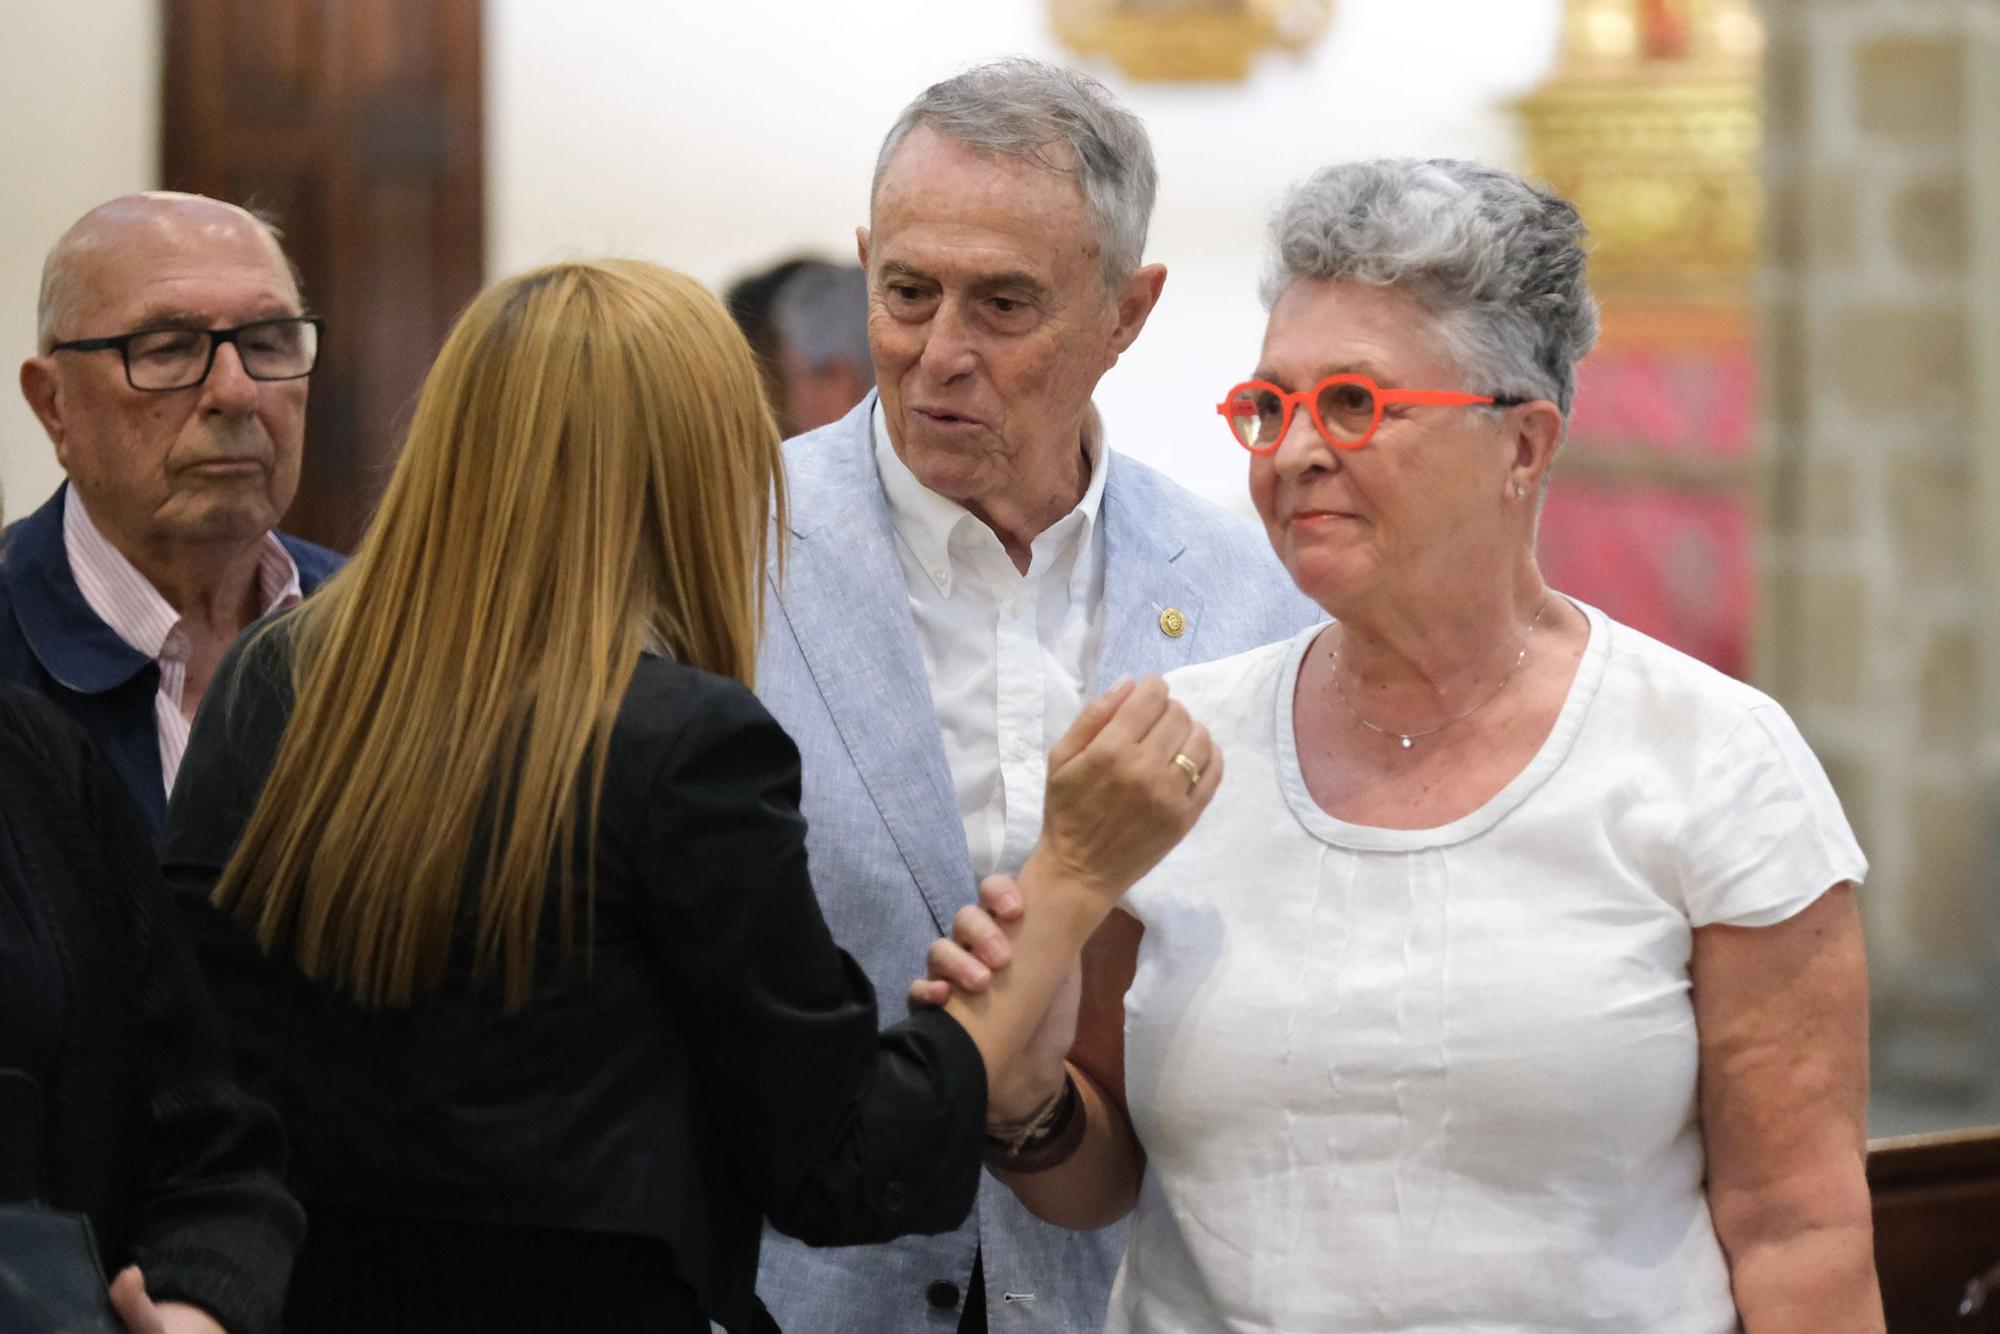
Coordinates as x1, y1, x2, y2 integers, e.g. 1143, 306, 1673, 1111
769, 261, 874, 433
725, 254, 821, 434
1, 193, 341, 841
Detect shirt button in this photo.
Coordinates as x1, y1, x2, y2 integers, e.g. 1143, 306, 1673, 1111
882, 1181, 907, 1213
1008, 739, 1033, 762
931, 568, 948, 586
926, 1280, 961, 1310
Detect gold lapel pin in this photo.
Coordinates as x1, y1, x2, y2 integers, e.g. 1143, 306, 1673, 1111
1158, 607, 1186, 639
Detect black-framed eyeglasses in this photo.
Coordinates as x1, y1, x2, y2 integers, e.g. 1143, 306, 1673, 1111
48, 316, 323, 392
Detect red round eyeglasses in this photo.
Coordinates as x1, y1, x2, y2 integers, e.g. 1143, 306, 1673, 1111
1216, 374, 1528, 454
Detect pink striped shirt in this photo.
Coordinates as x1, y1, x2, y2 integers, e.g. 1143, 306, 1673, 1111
64, 488, 302, 795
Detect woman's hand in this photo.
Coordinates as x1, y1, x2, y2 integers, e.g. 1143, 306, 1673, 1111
110, 1268, 227, 1334
1030, 675, 1221, 905
912, 876, 1078, 1123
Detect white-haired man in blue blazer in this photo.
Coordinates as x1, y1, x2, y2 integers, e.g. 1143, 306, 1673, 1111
754, 56, 1321, 1334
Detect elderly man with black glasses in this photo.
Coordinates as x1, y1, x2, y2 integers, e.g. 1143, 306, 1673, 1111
3, 192, 341, 839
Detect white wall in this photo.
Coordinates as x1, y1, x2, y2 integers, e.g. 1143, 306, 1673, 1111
0, 0, 159, 520
489, 0, 1563, 517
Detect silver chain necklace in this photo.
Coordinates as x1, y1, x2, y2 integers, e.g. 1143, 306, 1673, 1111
1330, 595, 1551, 750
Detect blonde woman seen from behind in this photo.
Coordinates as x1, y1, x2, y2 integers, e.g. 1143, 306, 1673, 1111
161, 260, 1217, 1334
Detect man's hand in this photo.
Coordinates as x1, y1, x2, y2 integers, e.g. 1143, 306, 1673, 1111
110, 1268, 227, 1334
910, 876, 1078, 1122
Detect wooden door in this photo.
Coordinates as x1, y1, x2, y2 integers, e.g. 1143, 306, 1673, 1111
162, 0, 482, 551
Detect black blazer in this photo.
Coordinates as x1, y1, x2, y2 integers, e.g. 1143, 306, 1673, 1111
163, 621, 987, 1332
0, 684, 302, 1333
0, 484, 343, 841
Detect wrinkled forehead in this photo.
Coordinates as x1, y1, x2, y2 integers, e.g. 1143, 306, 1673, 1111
1260, 278, 1462, 378
875, 126, 1090, 231
64, 205, 301, 333
870, 128, 1102, 286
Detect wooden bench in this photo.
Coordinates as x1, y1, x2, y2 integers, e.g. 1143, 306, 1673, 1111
1870, 1125, 2000, 1331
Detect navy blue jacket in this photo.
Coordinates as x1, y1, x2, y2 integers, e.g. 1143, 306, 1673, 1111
0, 484, 342, 841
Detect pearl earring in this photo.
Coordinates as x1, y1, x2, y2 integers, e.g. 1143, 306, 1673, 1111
1513, 484, 1526, 499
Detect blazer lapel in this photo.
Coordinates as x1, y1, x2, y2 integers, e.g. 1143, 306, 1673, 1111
771, 400, 973, 934
1094, 454, 1208, 689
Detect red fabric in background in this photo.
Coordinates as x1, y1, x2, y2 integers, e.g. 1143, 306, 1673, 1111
1538, 344, 1755, 678
1567, 346, 1755, 458
1538, 482, 1751, 678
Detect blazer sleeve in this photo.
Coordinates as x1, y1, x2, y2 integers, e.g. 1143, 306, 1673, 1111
78, 735, 305, 1334
638, 678, 987, 1247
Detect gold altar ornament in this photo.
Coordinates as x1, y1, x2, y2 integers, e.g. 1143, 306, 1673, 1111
1049, 0, 1336, 83
1514, 0, 1764, 310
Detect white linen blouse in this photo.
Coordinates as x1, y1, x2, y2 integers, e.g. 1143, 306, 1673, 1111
1109, 600, 1866, 1334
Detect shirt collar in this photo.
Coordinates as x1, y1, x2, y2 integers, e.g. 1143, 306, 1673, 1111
871, 401, 1109, 591
63, 487, 303, 661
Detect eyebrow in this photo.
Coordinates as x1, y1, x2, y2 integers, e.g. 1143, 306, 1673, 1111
973, 270, 1050, 301
124, 305, 303, 332
875, 261, 1049, 302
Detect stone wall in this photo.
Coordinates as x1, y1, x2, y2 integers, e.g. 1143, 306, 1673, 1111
1758, 0, 2000, 1108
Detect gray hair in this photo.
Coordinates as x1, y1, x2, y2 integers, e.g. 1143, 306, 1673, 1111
771, 262, 874, 384
1261, 159, 1599, 415
872, 56, 1157, 291
35, 193, 297, 352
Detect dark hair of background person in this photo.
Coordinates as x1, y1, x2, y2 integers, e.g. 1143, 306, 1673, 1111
769, 262, 874, 435
723, 254, 826, 436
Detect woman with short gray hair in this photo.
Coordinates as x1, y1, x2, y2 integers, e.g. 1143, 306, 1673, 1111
923, 158, 1882, 1332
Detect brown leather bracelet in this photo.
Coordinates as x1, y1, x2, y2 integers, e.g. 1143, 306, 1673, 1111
983, 1073, 1084, 1174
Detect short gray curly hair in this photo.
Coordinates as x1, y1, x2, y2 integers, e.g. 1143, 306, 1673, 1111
873, 56, 1158, 292
1262, 159, 1599, 415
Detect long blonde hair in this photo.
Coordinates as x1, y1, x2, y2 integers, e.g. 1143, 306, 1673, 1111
213, 259, 787, 1010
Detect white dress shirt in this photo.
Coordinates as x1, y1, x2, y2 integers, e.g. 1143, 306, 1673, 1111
64, 487, 301, 795
873, 403, 1108, 882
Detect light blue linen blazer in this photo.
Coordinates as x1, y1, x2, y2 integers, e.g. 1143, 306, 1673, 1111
753, 394, 1322, 1334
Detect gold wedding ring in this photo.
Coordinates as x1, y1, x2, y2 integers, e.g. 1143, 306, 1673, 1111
1171, 752, 1201, 791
